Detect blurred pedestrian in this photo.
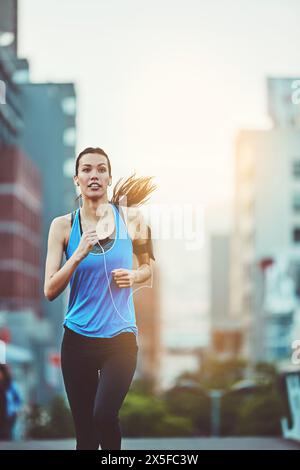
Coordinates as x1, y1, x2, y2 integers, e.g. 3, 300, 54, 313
0, 364, 23, 440
0, 365, 7, 440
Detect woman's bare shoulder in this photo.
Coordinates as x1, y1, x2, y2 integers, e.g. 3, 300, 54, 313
51, 213, 72, 228
50, 213, 73, 247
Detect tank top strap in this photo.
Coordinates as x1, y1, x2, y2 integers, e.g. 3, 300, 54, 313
112, 203, 125, 224
65, 209, 79, 257
71, 210, 76, 227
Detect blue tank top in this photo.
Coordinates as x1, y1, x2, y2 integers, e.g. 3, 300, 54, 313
63, 203, 138, 338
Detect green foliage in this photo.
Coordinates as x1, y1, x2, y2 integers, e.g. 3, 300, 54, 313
201, 357, 248, 390
154, 415, 194, 437
220, 391, 244, 435
254, 362, 278, 385
26, 396, 75, 439
235, 387, 285, 436
129, 377, 156, 396
220, 385, 285, 436
120, 391, 195, 437
25, 359, 288, 439
162, 386, 211, 435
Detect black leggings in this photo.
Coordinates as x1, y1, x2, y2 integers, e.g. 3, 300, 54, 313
61, 325, 138, 450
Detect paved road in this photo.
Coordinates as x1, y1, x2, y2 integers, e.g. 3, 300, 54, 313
0, 437, 299, 450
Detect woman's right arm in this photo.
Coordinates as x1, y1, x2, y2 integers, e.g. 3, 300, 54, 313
44, 217, 98, 301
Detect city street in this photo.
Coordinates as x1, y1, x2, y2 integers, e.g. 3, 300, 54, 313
0, 437, 299, 450
1, 0, 300, 458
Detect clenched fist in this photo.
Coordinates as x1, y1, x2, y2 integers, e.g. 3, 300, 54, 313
75, 229, 99, 260
111, 268, 137, 288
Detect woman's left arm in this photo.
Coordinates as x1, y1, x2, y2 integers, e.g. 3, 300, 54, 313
112, 208, 153, 287
133, 258, 152, 284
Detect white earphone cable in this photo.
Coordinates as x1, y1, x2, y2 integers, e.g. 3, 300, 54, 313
80, 204, 153, 324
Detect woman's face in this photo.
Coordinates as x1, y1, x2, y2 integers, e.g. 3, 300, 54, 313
75, 153, 112, 199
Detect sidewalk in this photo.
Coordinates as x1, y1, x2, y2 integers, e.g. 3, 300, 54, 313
0, 437, 299, 450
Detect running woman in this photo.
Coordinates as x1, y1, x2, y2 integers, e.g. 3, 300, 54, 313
44, 147, 156, 450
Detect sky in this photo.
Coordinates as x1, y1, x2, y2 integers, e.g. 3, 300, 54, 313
18, 0, 300, 229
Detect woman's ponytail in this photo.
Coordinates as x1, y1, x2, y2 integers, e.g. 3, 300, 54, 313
110, 171, 156, 207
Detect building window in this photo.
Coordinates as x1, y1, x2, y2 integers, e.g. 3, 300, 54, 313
293, 194, 300, 212
12, 69, 29, 84
293, 161, 300, 178
61, 97, 76, 115
63, 127, 76, 146
0, 79, 6, 104
63, 158, 75, 178
290, 261, 300, 298
293, 228, 300, 242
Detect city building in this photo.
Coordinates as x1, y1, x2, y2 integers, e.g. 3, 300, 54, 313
0, 2, 47, 418
210, 234, 243, 358
230, 77, 300, 364
0, 0, 77, 406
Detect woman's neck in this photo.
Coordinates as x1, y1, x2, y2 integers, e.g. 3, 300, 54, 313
81, 196, 110, 222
